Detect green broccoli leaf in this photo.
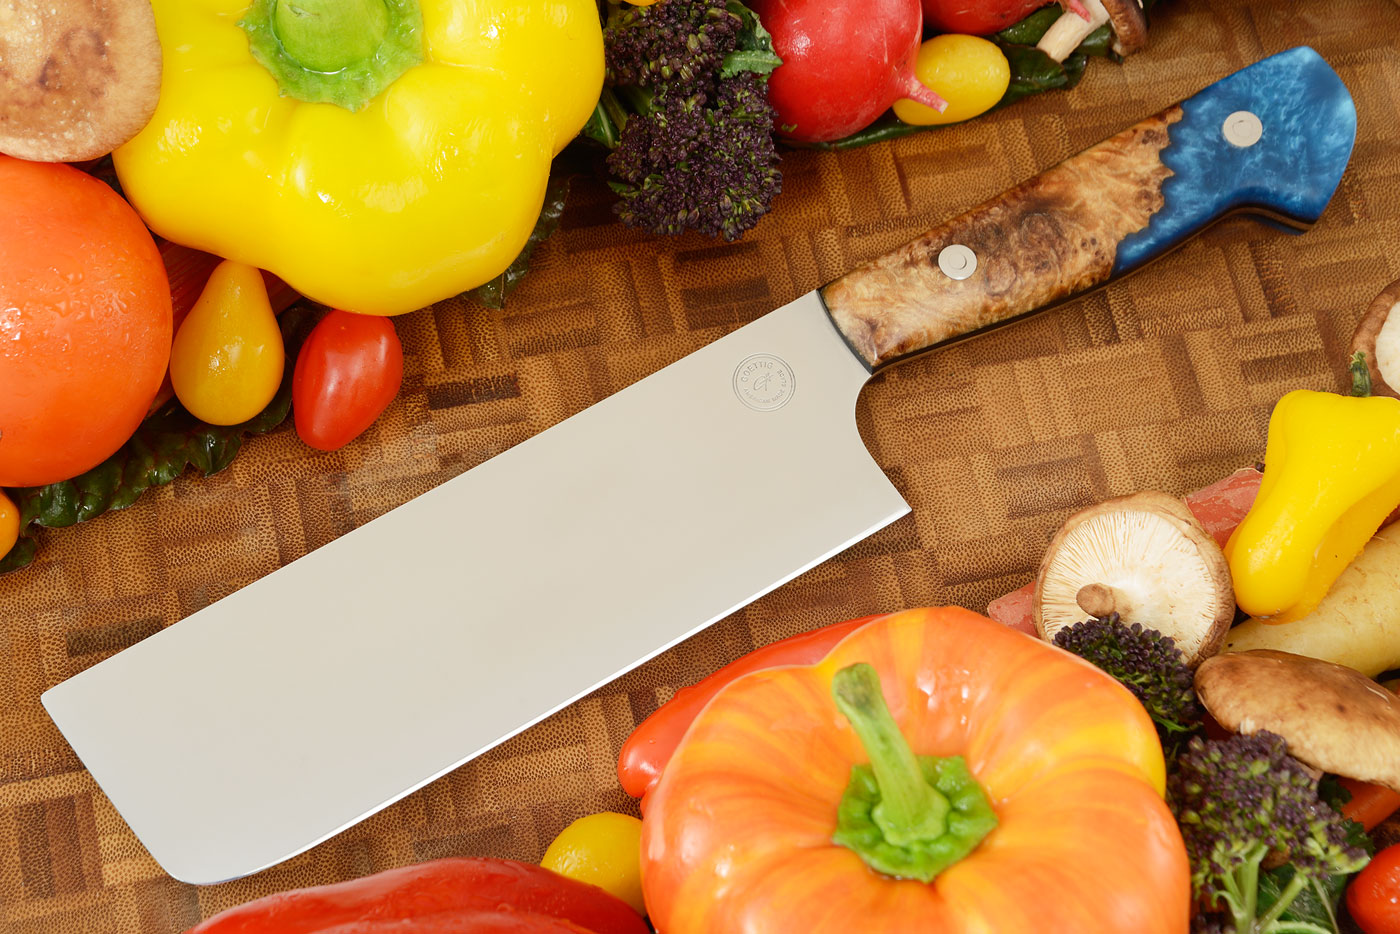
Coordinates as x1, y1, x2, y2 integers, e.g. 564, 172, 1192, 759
721, 0, 781, 78
469, 166, 575, 310
0, 302, 322, 576
1257, 865, 1345, 933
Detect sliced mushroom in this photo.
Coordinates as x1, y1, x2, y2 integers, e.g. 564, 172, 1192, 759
1033, 491, 1234, 667
0, 0, 162, 162
1349, 278, 1400, 400
1197, 649, 1400, 792
1036, 0, 1148, 64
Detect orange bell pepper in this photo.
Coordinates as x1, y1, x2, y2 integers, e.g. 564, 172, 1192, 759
617, 614, 883, 807
640, 606, 1190, 932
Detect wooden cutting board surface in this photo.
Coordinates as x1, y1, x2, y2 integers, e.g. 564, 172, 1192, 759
3, 1, 1399, 930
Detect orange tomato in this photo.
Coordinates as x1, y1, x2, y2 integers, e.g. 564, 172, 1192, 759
0, 156, 172, 487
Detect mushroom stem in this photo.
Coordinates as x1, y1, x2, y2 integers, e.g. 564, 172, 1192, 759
1036, 0, 1110, 63
1076, 582, 1128, 618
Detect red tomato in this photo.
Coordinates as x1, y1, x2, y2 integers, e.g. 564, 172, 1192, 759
292, 311, 403, 451
1350, 844, 1400, 934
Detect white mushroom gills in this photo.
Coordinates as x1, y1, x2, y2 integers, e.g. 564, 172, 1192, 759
1035, 500, 1233, 666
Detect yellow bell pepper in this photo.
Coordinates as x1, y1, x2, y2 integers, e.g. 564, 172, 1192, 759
1225, 356, 1400, 622
114, 0, 602, 316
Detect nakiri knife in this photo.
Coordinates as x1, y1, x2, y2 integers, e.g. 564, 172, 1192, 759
42, 46, 1356, 885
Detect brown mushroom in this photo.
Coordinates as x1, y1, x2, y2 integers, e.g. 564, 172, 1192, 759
1034, 491, 1234, 667
0, 0, 162, 162
1196, 649, 1400, 792
1036, 0, 1148, 64
1349, 278, 1400, 400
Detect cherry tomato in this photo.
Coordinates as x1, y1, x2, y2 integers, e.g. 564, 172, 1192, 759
292, 310, 403, 451
0, 156, 172, 486
542, 812, 645, 916
1349, 843, 1400, 934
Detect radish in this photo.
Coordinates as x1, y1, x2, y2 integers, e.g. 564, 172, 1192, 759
922, 0, 1055, 35
749, 0, 948, 143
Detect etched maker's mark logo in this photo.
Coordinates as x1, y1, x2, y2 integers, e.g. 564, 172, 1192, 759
733, 353, 795, 411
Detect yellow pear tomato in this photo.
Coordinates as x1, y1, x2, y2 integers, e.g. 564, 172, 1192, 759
170, 260, 284, 426
895, 34, 1011, 126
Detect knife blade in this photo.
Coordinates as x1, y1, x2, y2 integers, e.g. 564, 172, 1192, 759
42, 46, 1356, 885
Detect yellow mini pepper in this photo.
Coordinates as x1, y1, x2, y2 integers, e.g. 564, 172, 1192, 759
115, 0, 603, 315
1226, 355, 1400, 622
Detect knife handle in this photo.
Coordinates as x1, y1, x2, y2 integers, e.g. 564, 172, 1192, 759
819, 46, 1356, 371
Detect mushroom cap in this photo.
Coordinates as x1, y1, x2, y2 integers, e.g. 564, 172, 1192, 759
1034, 490, 1234, 667
1349, 278, 1400, 400
1104, 0, 1148, 56
0, 0, 162, 162
1197, 649, 1400, 792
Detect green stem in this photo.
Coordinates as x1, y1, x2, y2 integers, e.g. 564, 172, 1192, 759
240, 0, 423, 111
831, 663, 949, 844
273, 0, 389, 73
1351, 350, 1373, 397
1255, 871, 1308, 932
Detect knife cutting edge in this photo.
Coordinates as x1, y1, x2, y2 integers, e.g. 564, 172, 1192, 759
41, 46, 1356, 885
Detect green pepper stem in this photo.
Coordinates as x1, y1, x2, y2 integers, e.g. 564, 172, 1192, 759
831, 663, 950, 845
240, 0, 423, 111
273, 0, 389, 73
1351, 350, 1374, 398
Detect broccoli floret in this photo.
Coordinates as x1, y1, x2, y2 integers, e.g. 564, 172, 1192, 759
1052, 614, 1201, 739
1170, 732, 1370, 933
604, 0, 742, 89
608, 72, 780, 241
597, 0, 782, 241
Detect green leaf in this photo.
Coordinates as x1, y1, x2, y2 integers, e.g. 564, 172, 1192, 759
0, 302, 321, 576
721, 0, 781, 78
468, 166, 575, 310
994, 5, 1062, 45
1252, 783, 1372, 934
728, 0, 778, 55
720, 48, 782, 79
582, 87, 627, 149
1257, 865, 1345, 933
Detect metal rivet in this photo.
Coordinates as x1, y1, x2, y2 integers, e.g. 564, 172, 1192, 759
1222, 110, 1263, 148
938, 244, 977, 280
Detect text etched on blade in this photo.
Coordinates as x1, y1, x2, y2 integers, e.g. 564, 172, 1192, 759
733, 354, 795, 412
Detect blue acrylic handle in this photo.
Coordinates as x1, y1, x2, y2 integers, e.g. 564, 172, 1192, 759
1113, 47, 1356, 276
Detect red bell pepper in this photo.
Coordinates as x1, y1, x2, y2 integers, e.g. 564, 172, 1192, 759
313, 912, 592, 933
617, 614, 886, 806
186, 858, 648, 934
